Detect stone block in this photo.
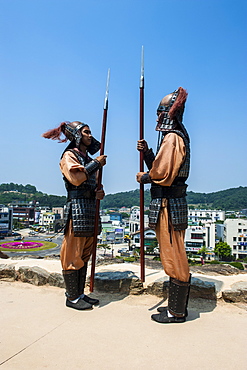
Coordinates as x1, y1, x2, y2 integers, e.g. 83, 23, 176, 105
147, 276, 217, 300
222, 281, 247, 303
0, 263, 16, 281
48, 272, 65, 288
190, 277, 216, 300
146, 277, 169, 298
17, 266, 50, 286
93, 271, 144, 295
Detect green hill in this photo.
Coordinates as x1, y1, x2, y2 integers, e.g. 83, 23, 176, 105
0, 183, 246, 211
101, 186, 247, 210
0, 183, 66, 208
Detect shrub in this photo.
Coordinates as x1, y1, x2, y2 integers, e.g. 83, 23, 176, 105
123, 256, 137, 262
228, 262, 244, 270
210, 260, 220, 264
153, 256, 161, 261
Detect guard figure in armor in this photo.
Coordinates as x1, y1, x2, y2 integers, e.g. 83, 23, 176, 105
43, 121, 107, 310
136, 87, 191, 323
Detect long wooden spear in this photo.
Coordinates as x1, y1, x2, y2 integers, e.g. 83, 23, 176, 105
139, 46, 145, 282
90, 69, 110, 292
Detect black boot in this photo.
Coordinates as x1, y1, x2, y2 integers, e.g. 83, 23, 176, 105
78, 263, 99, 306
151, 310, 186, 323
157, 305, 188, 317
152, 275, 190, 324
157, 274, 191, 317
63, 270, 92, 310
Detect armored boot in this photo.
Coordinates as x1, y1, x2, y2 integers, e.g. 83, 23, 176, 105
151, 275, 191, 323
62, 270, 92, 310
78, 263, 99, 306
157, 274, 191, 317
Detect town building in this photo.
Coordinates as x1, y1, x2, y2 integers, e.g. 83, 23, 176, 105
216, 223, 224, 241
118, 207, 131, 214
185, 222, 215, 256
52, 207, 64, 220
224, 218, 247, 259
0, 205, 13, 236
12, 205, 35, 227
185, 225, 204, 253
131, 228, 157, 249
39, 211, 56, 231
129, 206, 149, 234
188, 209, 225, 224
100, 215, 125, 244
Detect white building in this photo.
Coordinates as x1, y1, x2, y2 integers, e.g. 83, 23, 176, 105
185, 222, 215, 256
131, 228, 157, 249
224, 219, 247, 259
129, 206, 148, 234
188, 209, 225, 224
39, 211, 55, 230
185, 225, 204, 253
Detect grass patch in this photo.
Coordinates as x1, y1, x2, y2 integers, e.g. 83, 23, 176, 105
0, 240, 57, 252
227, 262, 244, 270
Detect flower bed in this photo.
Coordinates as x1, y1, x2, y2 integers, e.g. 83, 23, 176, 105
0, 241, 44, 250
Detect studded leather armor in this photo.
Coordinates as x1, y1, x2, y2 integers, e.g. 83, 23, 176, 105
63, 149, 101, 237
145, 130, 190, 231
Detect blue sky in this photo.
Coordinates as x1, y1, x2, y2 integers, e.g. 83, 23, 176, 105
0, 0, 246, 196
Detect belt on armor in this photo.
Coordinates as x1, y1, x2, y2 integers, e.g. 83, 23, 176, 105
150, 184, 187, 199
67, 188, 96, 200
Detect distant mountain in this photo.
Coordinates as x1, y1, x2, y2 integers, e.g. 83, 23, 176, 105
0, 183, 66, 208
0, 183, 246, 211
101, 186, 247, 211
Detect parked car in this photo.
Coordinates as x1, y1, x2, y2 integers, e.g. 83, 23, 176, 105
118, 247, 128, 253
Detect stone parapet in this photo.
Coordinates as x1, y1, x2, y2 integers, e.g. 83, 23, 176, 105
1, 263, 247, 303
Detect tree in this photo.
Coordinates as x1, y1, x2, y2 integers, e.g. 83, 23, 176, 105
198, 245, 208, 258
121, 212, 130, 219
98, 243, 111, 256
214, 242, 233, 261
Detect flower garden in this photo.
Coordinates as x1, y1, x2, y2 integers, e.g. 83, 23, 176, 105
0, 240, 57, 252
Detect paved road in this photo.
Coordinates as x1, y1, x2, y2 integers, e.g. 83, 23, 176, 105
1, 234, 63, 258
2, 234, 128, 259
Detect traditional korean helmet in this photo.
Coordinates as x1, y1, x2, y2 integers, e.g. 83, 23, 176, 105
156, 87, 188, 135
42, 121, 101, 155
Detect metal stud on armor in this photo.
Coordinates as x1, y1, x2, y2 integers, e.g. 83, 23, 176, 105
63, 149, 101, 237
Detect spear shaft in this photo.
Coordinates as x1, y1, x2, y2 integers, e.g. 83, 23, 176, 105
139, 47, 145, 282
90, 69, 110, 292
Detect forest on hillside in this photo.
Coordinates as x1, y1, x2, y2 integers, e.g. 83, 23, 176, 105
0, 183, 246, 210
100, 187, 247, 210
0, 183, 66, 208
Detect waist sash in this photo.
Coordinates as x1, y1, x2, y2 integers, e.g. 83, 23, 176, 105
150, 184, 187, 199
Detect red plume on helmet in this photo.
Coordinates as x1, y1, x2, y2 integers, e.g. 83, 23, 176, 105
42, 121, 101, 155
42, 121, 68, 143
169, 87, 188, 120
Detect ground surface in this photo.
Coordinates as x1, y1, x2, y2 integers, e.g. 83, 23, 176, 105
1, 280, 247, 370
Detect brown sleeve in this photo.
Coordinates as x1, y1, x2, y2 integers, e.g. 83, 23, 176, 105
149, 133, 186, 186
59, 151, 88, 186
